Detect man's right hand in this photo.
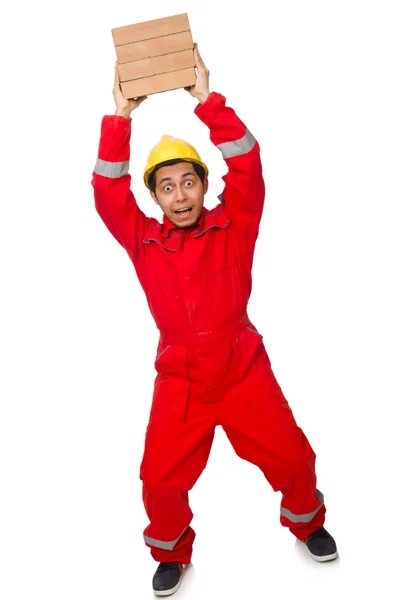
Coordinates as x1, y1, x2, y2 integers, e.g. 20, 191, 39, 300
113, 62, 147, 118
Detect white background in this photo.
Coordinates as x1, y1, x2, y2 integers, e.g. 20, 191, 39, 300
1, 0, 396, 598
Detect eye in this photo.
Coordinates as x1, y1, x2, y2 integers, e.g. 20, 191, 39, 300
185, 180, 194, 187
163, 184, 172, 192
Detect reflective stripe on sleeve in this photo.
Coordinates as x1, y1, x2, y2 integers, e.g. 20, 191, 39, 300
144, 528, 186, 551
216, 129, 256, 159
94, 158, 129, 178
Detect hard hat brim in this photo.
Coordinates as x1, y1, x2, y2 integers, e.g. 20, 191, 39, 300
144, 158, 209, 189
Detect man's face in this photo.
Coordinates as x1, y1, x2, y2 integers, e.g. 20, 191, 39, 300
150, 161, 208, 229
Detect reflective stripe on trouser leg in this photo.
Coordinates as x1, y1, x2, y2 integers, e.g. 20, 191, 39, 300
280, 488, 326, 539
280, 489, 324, 523
144, 527, 187, 551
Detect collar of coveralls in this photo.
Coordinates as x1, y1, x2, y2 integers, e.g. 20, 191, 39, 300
160, 206, 209, 238
142, 199, 230, 251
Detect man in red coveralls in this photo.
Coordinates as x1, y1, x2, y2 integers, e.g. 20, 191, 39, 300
92, 45, 338, 596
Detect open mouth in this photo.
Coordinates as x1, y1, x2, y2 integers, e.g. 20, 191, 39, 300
174, 207, 193, 214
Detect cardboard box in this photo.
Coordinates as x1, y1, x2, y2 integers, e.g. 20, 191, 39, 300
112, 13, 190, 46
111, 13, 196, 99
121, 69, 196, 99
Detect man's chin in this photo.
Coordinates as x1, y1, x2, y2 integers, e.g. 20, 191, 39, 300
175, 221, 197, 229
171, 212, 201, 229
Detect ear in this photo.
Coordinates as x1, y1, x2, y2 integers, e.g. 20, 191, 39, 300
203, 176, 209, 195
150, 190, 159, 205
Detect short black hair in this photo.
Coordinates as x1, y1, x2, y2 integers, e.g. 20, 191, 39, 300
148, 159, 205, 192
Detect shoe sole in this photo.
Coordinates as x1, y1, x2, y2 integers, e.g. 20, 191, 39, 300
308, 550, 339, 562
153, 564, 189, 597
153, 580, 181, 597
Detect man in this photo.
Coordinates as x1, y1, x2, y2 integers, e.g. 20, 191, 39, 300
92, 44, 338, 596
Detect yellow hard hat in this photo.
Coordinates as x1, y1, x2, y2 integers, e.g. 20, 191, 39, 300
143, 135, 209, 188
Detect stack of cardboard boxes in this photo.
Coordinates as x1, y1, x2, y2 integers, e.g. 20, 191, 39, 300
112, 13, 196, 99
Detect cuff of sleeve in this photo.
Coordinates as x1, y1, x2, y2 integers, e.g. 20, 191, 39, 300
104, 114, 132, 121
101, 114, 132, 134
98, 115, 132, 161
194, 92, 226, 121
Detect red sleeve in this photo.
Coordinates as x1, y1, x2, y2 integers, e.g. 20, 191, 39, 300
195, 92, 265, 242
91, 115, 148, 264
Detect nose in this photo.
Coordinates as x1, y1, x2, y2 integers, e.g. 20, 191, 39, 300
175, 184, 187, 202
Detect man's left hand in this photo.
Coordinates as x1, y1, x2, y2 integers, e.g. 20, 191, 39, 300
185, 43, 210, 104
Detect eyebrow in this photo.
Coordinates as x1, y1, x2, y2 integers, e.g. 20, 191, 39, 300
158, 172, 196, 185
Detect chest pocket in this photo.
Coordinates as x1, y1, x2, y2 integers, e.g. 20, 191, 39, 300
210, 260, 237, 275
206, 234, 237, 275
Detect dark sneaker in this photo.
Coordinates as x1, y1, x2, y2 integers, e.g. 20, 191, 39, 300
304, 527, 338, 562
152, 562, 188, 596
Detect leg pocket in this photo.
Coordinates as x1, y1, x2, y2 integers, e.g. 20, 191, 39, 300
231, 326, 268, 381
154, 343, 188, 379
231, 326, 273, 411
149, 376, 191, 425
154, 341, 171, 369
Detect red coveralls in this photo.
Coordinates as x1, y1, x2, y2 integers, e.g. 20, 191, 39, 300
92, 92, 326, 564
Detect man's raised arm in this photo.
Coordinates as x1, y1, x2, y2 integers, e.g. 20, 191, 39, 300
187, 45, 265, 242
91, 64, 148, 263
